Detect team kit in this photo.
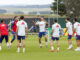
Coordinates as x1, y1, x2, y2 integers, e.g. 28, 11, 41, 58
0, 16, 80, 53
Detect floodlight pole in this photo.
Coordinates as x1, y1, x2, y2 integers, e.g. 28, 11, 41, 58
57, 0, 59, 21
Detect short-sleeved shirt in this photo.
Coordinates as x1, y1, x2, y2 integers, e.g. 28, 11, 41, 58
0, 23, 8, 35
66, 22, 73, 35
17, 20, 28, 36
36, 21, 46, 32
52, 23, 61, 37
74, 22, 80, 35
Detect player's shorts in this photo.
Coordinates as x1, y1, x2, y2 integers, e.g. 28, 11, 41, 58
33, 29, 36, 32
76, 35, 80, 40
0, 35, 8, 43
51, 37, 59, 41
68, 35, 72, 39
17, 36, 25, 40
39, 32, 46, 38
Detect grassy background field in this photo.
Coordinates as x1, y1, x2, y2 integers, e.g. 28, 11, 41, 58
0, 35, 80, 60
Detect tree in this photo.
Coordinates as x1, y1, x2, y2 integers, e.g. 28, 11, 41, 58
64, 0, 80, 18
51, 0, 66, 16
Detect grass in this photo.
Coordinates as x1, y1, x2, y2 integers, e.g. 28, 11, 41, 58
0, 35, 80, 60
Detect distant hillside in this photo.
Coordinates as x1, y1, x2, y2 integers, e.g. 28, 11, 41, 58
0, 4, 51, 8
0, 4, 52, 15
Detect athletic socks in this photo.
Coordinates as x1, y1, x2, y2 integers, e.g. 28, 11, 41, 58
17, 48, 20, 52
57, 47, 59, 50
0, 46, 2, 51
51, 46, 54, 50
23, 48, 25, 53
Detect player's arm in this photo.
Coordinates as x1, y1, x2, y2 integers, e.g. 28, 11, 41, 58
33, 21, 38, 26
60, 29, 62, 37
26, 27, 28, 37
51, 29, 54, 37
72, 27, 76, 37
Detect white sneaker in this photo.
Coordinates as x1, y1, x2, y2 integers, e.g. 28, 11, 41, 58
67, 47, 73, 50
75, 48, 80, 51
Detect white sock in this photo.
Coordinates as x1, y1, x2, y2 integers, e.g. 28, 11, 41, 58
69, 44, 72, 48
46, 42, 48, 45
0, 46, 2, 50
40, 44, 42, 46
51, 46, 54, 50
18, 48, 20, 52
7, 43, 9, 47
57, 47, 59, 50
23, 48, 25, 53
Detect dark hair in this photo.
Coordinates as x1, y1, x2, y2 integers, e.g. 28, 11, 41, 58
14, 16, 18, 19
74, 18, 77, 22
54, 19, 57, 23
41, 16, 44, 18
66, 18, 70, 21
1, 20, 4, 23
20, 16, 24, 20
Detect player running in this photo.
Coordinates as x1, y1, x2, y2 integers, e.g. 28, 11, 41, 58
73, 18, 80, 51
16, 16, 28, 53
50, 19, 62, 52
10, 16, 21, 47
33, 16, 48, 48
65, 18, 73, 49
0, 20, 10, 51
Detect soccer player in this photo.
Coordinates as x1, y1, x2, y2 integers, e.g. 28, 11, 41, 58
10, 16, 21, 47
16, 16, 28, 53
50, 19, 62, 52
73, 18, 80, 51
33, 16, 48, 48
64, 18, 73, 49
0, 20, 10, 51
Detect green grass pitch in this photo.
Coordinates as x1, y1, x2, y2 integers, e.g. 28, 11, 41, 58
0, 35, 80, 60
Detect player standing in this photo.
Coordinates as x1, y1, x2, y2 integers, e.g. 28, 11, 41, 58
65, 18, 73, 49
0, 20, 10, 51
50, 19, 62, 52
73, 18, 80, 51
16, 16, 28, 53
10, 16, 21, 47
33, 16, 48, 48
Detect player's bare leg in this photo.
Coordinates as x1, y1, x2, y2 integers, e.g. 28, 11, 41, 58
17, 40, 20, 52
57, 40, 59, 52
44, 35, 48, 48
0, 43, 2, 51
75, 40, 80, 51
67, 39, 73, 49
23, 40, 26, 53
50, 40, 54, 52
39, 38, 42, 48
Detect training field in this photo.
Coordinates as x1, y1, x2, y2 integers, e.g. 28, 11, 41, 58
0, 35, 80, 60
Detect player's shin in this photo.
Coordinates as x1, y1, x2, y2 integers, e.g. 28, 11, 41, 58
23, 40, 25, 53
57, 40, 60, 52
0, 43, 2, 51
39, 38, 42, 48
17, 41, 20, 52
45, 36, 48, 47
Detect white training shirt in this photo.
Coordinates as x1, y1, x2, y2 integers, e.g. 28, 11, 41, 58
17, 20, 28, 36
52, 23, 61, 37
66, 22, 73, 35
36, 21, 46, 32
74, 22, 80, 35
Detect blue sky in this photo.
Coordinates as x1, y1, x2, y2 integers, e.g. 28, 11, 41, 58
0, 0, 54, 5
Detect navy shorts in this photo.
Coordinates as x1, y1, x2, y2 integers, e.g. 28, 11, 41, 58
51, 37, 59, 41
39, 32, 46, 38
76, 35, 80, 40
0, 35, 8, 43
17, 36, 25, 40
68, 35, 72, 39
